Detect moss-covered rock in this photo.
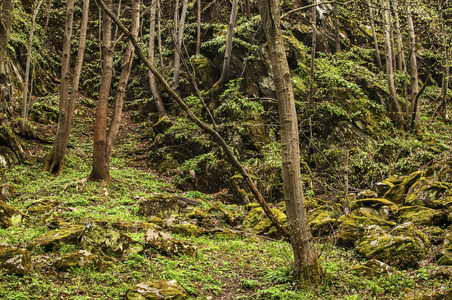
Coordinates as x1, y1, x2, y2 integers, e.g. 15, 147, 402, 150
242, 207, 287, 237
397, 206, 447, 227
0, 200, 22, 228
355, 222, 430, 269
308, 208, 339, 236
79, 222, 144, 257
0, 243, 33, 276
172, 223, 204, 237
373, 175, 399, 197
28, 225, 85, 251
25, 199, 54, 215
405, 178, 449, 208
0, 183, 16, 202
350, 259, 395, 278
55, 250, 108, 271
350, 198, 398, 211
336, 208, 396, 247
422, 226, 445, 245
125, 279, 187, 300
144, 229, 196, 257
138, 194, 182, 219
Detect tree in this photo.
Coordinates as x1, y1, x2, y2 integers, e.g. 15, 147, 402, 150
310, 0, 317, 103
44, 0, 90, 174
367, 0, 383, 71
172, 0, 188, 93
407, 0, 420, 131
0, 0, 14, 82
91, 0, 140, 181
257, 0, 323, 286
392, 0, 403, 72
334, 0, 340, 53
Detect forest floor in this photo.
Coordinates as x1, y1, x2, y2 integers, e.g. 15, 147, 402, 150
1, 100, 451, 299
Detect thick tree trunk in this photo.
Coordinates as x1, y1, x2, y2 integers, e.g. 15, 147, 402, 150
367, 0, 383, 71
98, 0, 289, 238
407, 2, 420, 131
257, 0, 323, 286
0, 0, 14, 81
149, 0, 166, 118
106, 0, 140, 159
172, 0, 188, 92
382, 0, 404, 130
91, 0, 114, 182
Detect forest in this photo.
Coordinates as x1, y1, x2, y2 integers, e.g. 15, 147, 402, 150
1, 0, 452, 299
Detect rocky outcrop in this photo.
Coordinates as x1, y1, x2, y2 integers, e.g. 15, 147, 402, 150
125, 280, 187, 300
28, 225, 85, 250
0, 200, 22, 228
138, 194, 184, 219
144, 229, 196, 257
55, 250, 107, 271
0, 243, 33, 276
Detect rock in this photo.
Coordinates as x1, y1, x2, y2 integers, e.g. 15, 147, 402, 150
79, 222, 144, 257
55, 250, 107, 271
0, 183, 16, 202
355, 222, 430, 269
0, 243, 33, 276
336, 208, 396, 247
422, 226, 445, 245
433, 266, 452, 279
125, 279, 187, 300
383, 183, 407, 205
242, 207, 287, 237
373, 175, 398, 197
308, 208, 338, 236
28, 225, 85, 251
356, 190, 378, 200
349, 198, 397, 211
0, 200, 22, 228
0, 125, 22, 166
350, 259, 395, 278
144, 229, 196, 257
25, 199, 54, 215
396, 206, 447, 227
438, 232, 452, 265
138, 194, 182, 219
172, 223, 204, 237
403, 289, 452, 300
405, 178, 449, 208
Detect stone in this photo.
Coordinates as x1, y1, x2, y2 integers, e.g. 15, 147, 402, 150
172, 223, 204, 237
125, 279, 187, 300
25, 199, 54, 215
356, 190, 378, 200
0, 243, 33, 276
79, 222, 144, 257
373, 175, 398, 197
396, 206, 447, 227
350, 259, 395, 278
28, 225, 85, 251
355, 222, 430, 269
383, 183, 406, 205
308, 208, 338, 236
0, 183, 16, 202
144, 229, 196, 257
138, 194, 181, 219
405, 178, 449, 208
349, 198, 397, 211
242, 207, 287, 237
0, 200, 22, 228
55, 250, 107, 271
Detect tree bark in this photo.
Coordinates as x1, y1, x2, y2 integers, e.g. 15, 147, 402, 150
149, 0, 166, 118
97, 0, 289, 238
172, 0, 188, 92
406, 1, 420, 131
310, 0, 317, 103
91, 0, 114, 181
334, 1, 340, 53
257, 0, 323, 286
382, 0, 404, 130
367, 0, 383, 71
392, 0, 403, 72
156, 0, 164, 74
196, 0, 201, 55
0, 0, 14, 81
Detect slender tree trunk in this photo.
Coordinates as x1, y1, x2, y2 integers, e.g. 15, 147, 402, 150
157, 0, 164, 74
98, 0, 289, 238
392, 0, 403, 72
91, 0, 114, 181
0, 0, 14, 81
382, 0, 404, 130
172, 0, 188, 92
106, 0, 140, 159
367, 0, 383, 71
257, 0, 323, 286
388, 8, 396, 72
310, 0, 317, 103
196, 0, 201, 55
440, 64, 449, 119
149, 0, 166, 118
334, 1, 340, 53
44, 0, 89, 174
22, 0, 43, 130
407, 1, 419, 131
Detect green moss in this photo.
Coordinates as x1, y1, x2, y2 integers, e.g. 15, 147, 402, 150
172, 224, 204, 237
0, 200, 22, 229
126, 280, 187, 299
28, 225, 85, 251
350, 198, 397, 210
397, 206, 447, 226
0, 244, 33, 276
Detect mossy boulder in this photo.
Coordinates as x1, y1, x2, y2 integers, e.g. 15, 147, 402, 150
373, 175, 399, 197
0, 183, 16, 202
350, 198, 397, 211
308, 208, 339, 236
405, 178, 449, 208
28, 225, 85, 251
138, 194, 181, 219
438, 232, 452, 265
422, 226, 445, 245
0, 200, 22, 228
79, 222, 144, 257
396, 206, 447, 227
0, 125, 22, 166
336, 208, 396, 247
25, 199, 54, 215
356, 190, 378, 199
0, 243, 33, 276
350, 259, 395, 278
144, 229, 196, 257
242, 207, 287, 237
355, 222, 430, 269
55, 250, 107, 271
125, 279, 187, 300
172, 223, 204, 237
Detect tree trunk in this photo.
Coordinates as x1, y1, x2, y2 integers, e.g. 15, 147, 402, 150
367, 0, 383, 71
212, 0, 238, 98
98, 0, 289, 238
22, 0, 43, 131
257, 0, 323, 286
196, 0, 201, 55
310, 0, 317, 103
392, 0, 403, 72
157, 0, 164, 74
0, 0, 14, 81
44, 0, 90, 175
149, 0, 166, 118
382, 0, 404, 130
172, 0, 188, 92
91, 0, 114, 182
334, 1, 340, 53
407, 1, 419, 131
106, 0, 140, 159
